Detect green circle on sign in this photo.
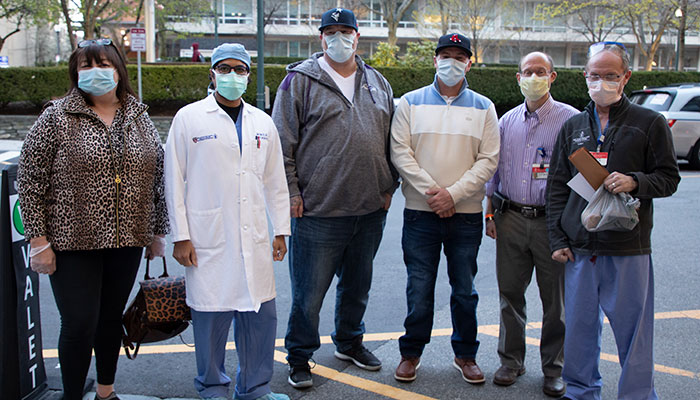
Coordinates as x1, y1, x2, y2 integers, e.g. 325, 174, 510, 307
13, 200, 24, 235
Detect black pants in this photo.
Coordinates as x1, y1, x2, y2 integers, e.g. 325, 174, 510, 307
49, 247, 142, 400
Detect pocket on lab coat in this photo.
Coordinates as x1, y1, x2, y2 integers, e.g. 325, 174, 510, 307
188, 207, 225, 249
251, 139, 268, 178
252, 205, 270, 244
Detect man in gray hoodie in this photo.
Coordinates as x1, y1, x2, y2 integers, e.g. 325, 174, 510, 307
271, 7, 397, 390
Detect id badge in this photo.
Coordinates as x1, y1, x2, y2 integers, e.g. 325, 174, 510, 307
591, 152, 608, 166
532, 164, 549, 179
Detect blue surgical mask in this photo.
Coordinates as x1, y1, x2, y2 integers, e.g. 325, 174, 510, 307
324, 31, 356, 63
78, 67, 117, 96
436, 58, 467, 87
215, 71, 248, 101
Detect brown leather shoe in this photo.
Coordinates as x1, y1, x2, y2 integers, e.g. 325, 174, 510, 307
394, 356, 421, 382
453, 358, 485, 384
493, 365, 526, 386
543, 376, 566, 397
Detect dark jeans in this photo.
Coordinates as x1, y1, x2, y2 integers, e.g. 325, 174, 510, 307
49, 247, 142, 400
398, 209, 482, 359
284, 209, 387, 366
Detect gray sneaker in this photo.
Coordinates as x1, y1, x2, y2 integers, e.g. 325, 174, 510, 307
288, 363, 313, 389
334, 345, 382, 371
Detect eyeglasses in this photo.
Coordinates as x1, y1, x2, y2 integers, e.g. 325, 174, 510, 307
520, 69, 551, 78
588, 41, 627, 57
213, 64, 249, 75
78, 38, 112, 48
584, 72, 623, 82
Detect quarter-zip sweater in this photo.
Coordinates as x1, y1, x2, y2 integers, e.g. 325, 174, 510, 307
18, 90, 169, 251
546, 95, 680, 256
390, 78, 500, 213
272, 53, 398, 217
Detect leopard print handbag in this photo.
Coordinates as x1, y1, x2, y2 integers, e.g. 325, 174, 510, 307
122, 257, 191, 359
139, 258, 191, 323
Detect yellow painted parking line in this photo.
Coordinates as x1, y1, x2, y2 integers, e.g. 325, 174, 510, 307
680, 174, 700, 178
41, 308, 700, 397
273, 350, 437, 400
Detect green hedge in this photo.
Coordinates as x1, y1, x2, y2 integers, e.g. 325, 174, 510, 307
1, 64, 698, 116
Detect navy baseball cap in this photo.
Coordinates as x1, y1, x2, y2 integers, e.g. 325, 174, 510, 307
319, 8, 358, 32
435, 33, 472, 58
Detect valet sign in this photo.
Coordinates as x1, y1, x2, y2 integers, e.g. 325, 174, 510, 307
7, 171, 47, 398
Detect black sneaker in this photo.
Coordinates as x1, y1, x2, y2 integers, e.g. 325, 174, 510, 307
288, 363, 313, 389
334, 345, 382, 371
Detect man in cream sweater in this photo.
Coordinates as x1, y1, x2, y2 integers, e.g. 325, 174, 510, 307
390, 33, 499, 384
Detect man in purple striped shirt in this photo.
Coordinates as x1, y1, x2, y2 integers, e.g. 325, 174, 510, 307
484, 51, 578, 397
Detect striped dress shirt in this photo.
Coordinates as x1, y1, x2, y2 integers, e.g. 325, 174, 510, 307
485, 95, 579, 206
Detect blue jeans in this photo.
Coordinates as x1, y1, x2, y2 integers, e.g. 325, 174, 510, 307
285, 209, 387, 366
398, 209, 482, 359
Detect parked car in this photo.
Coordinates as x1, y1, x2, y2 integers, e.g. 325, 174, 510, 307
630, 83, 700, 169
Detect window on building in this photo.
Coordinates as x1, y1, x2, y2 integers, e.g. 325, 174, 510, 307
222, 0, 253, 23
544, 46, 566, 67
265, 41, 289, 56
571, 47, 587, 67
499, 46, 521, 65
289, 41, 301, 57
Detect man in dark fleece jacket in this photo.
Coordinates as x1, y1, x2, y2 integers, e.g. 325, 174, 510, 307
545, 43, 680, 400
271, 8, 398, 390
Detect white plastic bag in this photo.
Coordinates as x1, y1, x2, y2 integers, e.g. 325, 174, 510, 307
581, 186, 641, 232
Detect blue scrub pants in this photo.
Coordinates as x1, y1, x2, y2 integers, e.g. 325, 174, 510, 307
191, 299, 277, 400
563, 254, 658, 400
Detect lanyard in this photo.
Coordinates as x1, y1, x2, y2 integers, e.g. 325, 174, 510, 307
593, 108, 606, 152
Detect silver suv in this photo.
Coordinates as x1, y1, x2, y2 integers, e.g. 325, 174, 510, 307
630, 83, 700, 169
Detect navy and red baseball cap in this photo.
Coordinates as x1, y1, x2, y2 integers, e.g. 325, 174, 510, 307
435, 33, 472, 58
319, 8, 358, 32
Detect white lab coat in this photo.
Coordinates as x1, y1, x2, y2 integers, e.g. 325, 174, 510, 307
165, 95, 291, 312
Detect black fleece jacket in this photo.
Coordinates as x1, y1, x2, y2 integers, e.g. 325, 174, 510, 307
545, 95, 680, 256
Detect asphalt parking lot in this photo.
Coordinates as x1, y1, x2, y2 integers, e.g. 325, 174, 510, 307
29, 162, 700, 400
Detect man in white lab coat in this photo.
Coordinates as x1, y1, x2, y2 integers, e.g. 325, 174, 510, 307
165, 43, 291, 400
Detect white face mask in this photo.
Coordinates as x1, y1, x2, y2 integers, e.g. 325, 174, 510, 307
519, 75, 550, 101
324, 31, 355, 63
436, 58, 468, 87
587, 79, 621, 107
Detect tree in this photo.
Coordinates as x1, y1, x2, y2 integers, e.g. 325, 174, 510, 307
414, 0, 511, 63
56, 0, 133, 50
372, 0, 416, 46
456, 0, 509, 63
611, 0, 677, 70
153, 0, 212, 59
0, 0, 59, 53
535, 0, 624, 44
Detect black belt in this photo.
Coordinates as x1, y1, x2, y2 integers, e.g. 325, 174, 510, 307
508, 201, 545, 218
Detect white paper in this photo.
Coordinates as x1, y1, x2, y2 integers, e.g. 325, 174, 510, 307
567, 173, 596, 202
649, 93, 669, 105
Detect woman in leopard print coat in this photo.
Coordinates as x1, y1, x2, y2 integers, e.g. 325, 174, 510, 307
17, 39, 168, 400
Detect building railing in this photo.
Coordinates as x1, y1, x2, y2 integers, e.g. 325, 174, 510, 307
165, 14, 700, 41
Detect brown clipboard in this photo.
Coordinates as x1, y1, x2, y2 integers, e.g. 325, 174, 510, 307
568, 147, 610, 190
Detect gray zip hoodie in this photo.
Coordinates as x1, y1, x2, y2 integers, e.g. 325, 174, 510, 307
272, 53, 398, 217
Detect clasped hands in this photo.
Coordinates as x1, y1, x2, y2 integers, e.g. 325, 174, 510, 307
426, 187, 456, 218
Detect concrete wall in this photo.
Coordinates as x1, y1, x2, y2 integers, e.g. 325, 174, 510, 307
0, 115, 174, 142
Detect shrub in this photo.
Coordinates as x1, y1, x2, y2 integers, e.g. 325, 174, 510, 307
370, 42, 399, 67
1, 64, 698, 116
400, 41, 435, 68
